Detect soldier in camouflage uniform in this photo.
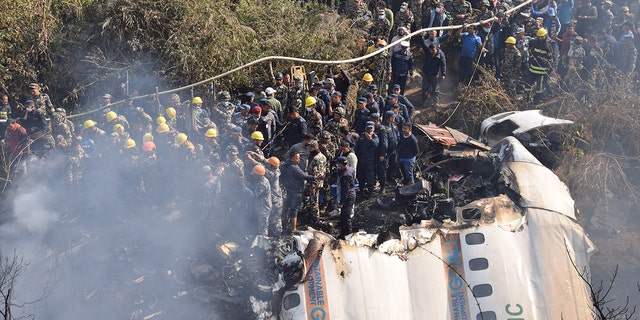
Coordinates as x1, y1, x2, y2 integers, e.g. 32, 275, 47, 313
324, 107, 349, 141
369, 10, 392, 41
51, 111, 74, 148
371, 47, 392, 95
305, 97, 323, 138
347, 0, 370, 29
451, 0, 475, 26
29, 83, 55, 119
476, 0, 494, 22
273, 72, 289, 119
210, 91, 235, 128
287, 76, 306, 111
501, 37, 523, 96
302, 140, 327, 226
395, 2, 415, 32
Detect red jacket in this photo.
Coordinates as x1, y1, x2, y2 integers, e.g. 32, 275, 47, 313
6, 123, 28, 158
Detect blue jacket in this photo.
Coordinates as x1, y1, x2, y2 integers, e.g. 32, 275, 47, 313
391, 50, 414, 75
557, 0, 574, 24
280, 159, 315, 193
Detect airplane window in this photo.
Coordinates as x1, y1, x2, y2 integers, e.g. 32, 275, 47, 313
472, 284, 493, 297
283, 293, 300, 310
465, 233, 485, 245
469, 258, 489, 270
476, 311, 497, 320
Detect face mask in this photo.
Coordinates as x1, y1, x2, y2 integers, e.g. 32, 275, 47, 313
483, 27, 491, 33
570, 40, 574, 46
435, 7, 441, 12
400, 8, 406, 12
379, 14, 385, 19
589, 51, 595, 56
305, 107, 312, 112
499, 9, 504, 13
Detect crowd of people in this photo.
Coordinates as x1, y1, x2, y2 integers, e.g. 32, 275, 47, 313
349, 0, 638, 103
1, 0, 638, 240
1, 75, 421, 241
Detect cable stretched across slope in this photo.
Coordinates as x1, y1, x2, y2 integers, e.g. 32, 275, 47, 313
68, 0, 532, 119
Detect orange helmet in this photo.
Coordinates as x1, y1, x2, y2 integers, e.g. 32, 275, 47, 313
252, 164, 266, 176
267, 156, 281, 167
142, 141, 156, 152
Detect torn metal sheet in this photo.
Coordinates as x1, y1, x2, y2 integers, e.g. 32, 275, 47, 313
479, 109, 574, 146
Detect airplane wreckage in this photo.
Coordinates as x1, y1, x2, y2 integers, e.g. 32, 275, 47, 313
16, 112, 595, 320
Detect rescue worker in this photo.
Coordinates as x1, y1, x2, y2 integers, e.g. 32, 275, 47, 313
203, 128, 221, 165
355, 121, 379, 196
422, 38, 447, 106
383, 110, 399, 186
282, 107, 308, 147
0, 94, 11, 137
395, 2, 415, 32
281, 151, 320, 234
501, 36, 523, 96
358, 73, 374, 98
370, 9, 392, 41
372, 112, 388, 193
451, 0, 474, 26
243, 164, 272, 237
210, 91, 234, 128
390, 41, 414, 95
324, 106, 349, 141
527, 28, 554, 103
305, 97, 323, 138
303, 140, 328, 227
390, 84, 415, 120
336, 156, 356, 239
247, 153, 283, 236
29, 83, 55, 118
351, 97, 371, 134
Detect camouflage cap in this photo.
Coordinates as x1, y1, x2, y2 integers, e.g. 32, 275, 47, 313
29, 83, 40, 90
217, 91, 231, 101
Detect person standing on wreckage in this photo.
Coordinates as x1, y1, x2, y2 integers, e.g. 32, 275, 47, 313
336, 156, 356, 240
280, 151, 323, 234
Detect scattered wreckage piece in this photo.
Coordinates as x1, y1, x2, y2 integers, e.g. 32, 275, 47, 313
478, 109, 591, 167
276, 137, 595, 320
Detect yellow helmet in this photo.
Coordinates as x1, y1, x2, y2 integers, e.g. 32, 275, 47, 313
113, 123, 125, 133
83, 119, 96, 129
537, 28, 548, 37
305, 96, 317, 107
267, 156, 280, 167
175, 132, 188, 145
205, 128, 218, 138
124, 138, 136, 149
143, 132, 154, 142
192, 97, 203, 104
165, 107, 177, 120
252, 164, 266, 176
156, 115, 166, 125
505, 36, 517, 45
105, 111, 118, 122
362, 73, 374, 82
250, 131, 264, 140
156, 123, 170, 133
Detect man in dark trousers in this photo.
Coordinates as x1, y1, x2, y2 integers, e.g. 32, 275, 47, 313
421, 43, 447, 107
336, 156, 356, 239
